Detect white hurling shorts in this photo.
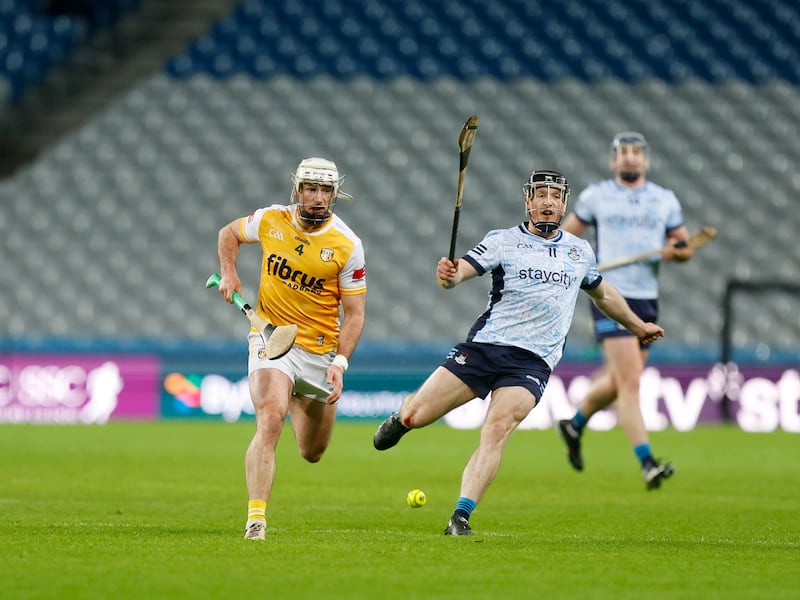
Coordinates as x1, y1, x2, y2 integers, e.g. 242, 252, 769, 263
247, 332, 335, 402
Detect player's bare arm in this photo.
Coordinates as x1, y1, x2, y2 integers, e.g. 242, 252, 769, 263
586, 280, 664, 344
437, 257, 478, 289
217, 219, 248, 302
325, 292, 366, 404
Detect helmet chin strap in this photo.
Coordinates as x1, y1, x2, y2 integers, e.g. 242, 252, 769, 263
297, 198, 336, 225
298, 208, 324, 222
298, 208, 331, 225
528, 206, 562, 234
619, 171, 640, 182
533, 221, 559, 234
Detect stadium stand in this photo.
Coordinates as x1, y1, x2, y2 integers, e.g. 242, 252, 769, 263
2, 0, 799, 363
0, 0, 143, 104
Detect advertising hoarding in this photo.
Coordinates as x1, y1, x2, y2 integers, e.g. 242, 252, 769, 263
161, 363, 800, 432
0, 354, 160, 424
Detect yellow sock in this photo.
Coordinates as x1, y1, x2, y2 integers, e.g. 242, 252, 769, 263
247, 499, 267, 524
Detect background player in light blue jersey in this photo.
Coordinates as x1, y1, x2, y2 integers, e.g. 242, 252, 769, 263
373, 169, 664, 536
559, 132, 694, 490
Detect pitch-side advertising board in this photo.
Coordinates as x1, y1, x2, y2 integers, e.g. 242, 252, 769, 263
2, 354, 796, 431
161, 363, 800, 433
0, 354, 160, 424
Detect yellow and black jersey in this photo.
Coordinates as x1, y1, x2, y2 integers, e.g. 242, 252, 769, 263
239, 204, 366, 354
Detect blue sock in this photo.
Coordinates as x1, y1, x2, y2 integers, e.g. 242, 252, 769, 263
571, 410, 589, 432
634, 443, 653, 466
453, 497, 476, 521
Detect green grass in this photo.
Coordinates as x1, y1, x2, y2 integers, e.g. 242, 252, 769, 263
1, 422, 798, 599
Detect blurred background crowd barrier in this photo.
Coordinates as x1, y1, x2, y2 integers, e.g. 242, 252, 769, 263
1, 0, 798, 427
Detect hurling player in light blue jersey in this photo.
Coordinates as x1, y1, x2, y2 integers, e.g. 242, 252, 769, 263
559, 132, 694, 490
374, 169, 664, 536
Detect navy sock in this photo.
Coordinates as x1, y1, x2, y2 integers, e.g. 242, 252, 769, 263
453, 497, 476, 521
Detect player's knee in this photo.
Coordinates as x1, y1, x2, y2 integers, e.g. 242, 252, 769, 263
299, 447, 324, 463
256, 412, 284, 435
481, 419, 514, 445
617, 378, 640, 397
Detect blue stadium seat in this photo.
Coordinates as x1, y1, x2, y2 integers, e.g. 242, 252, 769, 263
0, 0, 135, 103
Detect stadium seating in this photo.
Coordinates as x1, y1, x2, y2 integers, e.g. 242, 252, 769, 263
2, 0, 799, 361
0, 0, 141, 104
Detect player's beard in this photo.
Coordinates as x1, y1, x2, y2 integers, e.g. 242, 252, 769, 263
298, 207, 331, 225
297, 200, 335, 226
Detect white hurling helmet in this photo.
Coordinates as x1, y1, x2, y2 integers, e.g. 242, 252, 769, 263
290, 157, 352, 225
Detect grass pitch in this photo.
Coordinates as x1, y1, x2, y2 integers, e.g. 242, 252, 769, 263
1, 421, 798, 599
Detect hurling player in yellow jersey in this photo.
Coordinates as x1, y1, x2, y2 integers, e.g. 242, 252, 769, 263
215, 157, 366, 540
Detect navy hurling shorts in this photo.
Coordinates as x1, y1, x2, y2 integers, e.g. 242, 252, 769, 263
441, 341, 551, 402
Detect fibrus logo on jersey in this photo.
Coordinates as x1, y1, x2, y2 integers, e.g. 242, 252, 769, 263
320, 248, 334, 262
266, 253, 325, 293
518, 268, 576, 289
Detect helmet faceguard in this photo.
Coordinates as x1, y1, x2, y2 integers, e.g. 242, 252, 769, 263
523, 169, 570, 234
290, 157, 352, 225
610, 131, 649, 183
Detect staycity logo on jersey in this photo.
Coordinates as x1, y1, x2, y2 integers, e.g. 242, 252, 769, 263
518, 268, 576, 289
266, 253, 326, 293
442, 364, 800, 433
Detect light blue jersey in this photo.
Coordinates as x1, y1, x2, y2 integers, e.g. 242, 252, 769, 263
461, 224, 601, 370
572, 179, 684, 299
